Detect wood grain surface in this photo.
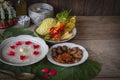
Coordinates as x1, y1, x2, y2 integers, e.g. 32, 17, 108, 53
11, 0, 120, 16
68, 16, 120, 78
0, 16, 120, 79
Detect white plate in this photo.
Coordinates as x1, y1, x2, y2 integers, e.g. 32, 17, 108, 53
34, 28, 77, 43
47, 43, 89, 67
0, 35, 49, 66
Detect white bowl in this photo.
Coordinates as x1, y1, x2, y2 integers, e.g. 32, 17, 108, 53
47, 43, 89, 67
34, 28, 77, 44
28, 3, 54, 26
0, 35, 49, 66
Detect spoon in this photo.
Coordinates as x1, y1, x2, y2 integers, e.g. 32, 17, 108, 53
0, 69, 35, 80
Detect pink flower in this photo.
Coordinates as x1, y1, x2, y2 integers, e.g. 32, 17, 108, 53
49, 69, 57, 76
42, 68, 49, 73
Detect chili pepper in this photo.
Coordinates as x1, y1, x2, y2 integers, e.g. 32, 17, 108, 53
53, 34, 60, 41
50, 27, 55, 35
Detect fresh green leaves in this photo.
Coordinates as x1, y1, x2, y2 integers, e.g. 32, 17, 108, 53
32, 58, 101, 80
0, 58, 101, 80
3, 27, 35, 38
0, 34, 4, 44
56, 10, 70, 21
0, 27, 34, 44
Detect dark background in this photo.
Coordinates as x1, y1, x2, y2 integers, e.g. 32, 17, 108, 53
12, 0, 120, 16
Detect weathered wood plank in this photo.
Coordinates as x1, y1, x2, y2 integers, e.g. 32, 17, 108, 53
46, 0, 59, 14
11, 0, 120, 16
93, 78, 120, 80
75, 16, 120, 40
84, 0, 103, 16
102, 0, 115, 15
71, 0, 86, 15
113, 0, 120, 15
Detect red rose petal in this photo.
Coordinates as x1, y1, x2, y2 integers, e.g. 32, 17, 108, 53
49, 69, 57, 76
10, 45, 16, 49
25, 41, 32, 45
33, 51, 40, 55
16, 41, 22, 46
33, 45, 40, 49
8, 51, 15, 56
20, 55, 27, 61
42, 68, 49, 73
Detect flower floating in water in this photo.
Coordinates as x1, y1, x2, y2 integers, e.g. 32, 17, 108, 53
33, 45, 40, 49
25, 41, 32, 45
8, 51, 15, 56
10, 45, 16, 49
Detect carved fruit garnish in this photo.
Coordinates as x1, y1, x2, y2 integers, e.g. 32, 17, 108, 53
33, 51, 40, 56
20, 55, 27, 61
33, 45, 40, 49
25, 41, 32, 45
8, 51, 15, 56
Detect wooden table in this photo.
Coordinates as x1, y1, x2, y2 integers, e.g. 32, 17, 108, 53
0, 16, 120, 80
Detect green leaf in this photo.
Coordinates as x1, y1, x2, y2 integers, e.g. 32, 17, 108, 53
56, 10, 70, 21
0, 34, 4, 44
3, 27, 35, 38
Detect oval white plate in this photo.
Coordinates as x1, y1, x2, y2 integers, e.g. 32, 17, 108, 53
34, 28, 77, 43
0, 35, 49, 66
47, 43, 89, 67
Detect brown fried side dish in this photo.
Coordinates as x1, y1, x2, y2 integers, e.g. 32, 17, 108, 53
51, 46, 83, 64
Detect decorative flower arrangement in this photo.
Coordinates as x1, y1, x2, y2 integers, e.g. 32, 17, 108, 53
0, 0, 17, 28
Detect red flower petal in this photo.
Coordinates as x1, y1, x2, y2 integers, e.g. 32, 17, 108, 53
10, 45, 16, 49
16, 41, 22, 46
20, 55, 27, 60
42, 68, 49, 73
43, 75, 49, 79
8, 51, 15, 56
25, 41, 32, 45
49, 69, 57, 76
33, 45, 40, 49
33, 51, 40, 55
